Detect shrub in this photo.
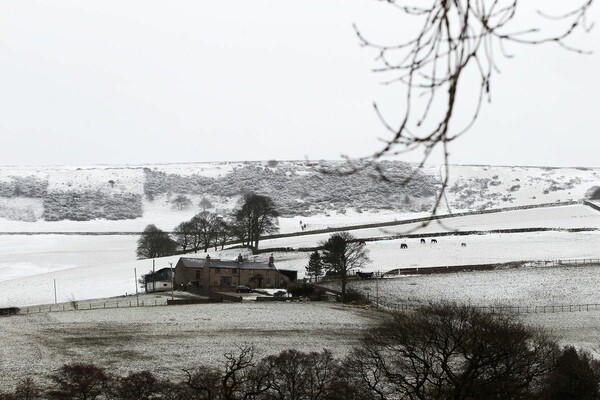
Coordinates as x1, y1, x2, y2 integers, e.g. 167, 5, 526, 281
287, 283, 316, 297
540, 346, 600, 400
46, 363, 111, 400
109, 371, 161, 400
43, 191, 142, 221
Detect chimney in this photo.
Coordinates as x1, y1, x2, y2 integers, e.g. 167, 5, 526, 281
237, 253, 243, 263
268, 253, 274, 268
206, 255, 211, 261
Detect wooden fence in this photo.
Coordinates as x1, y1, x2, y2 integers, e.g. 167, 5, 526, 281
523, 259, 600, 268
376, 300, 600, 314
19, 298, 169, 314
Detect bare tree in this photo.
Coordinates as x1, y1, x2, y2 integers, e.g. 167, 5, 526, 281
190, 211, 218, 253
173, 220, 195, 253
109, 371, 162, 400
47, 363, 111, 400
351, 303, 560, 400
199, 197, 213, 212
234, 194, 280, 252
321, 232, 369, 302
136, 224, 177, 259
172, 194, 192, 211
212, 217, 233, 251
336, 0, 594, 216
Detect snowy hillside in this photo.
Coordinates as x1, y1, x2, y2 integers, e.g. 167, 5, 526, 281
0, 161, 598, 232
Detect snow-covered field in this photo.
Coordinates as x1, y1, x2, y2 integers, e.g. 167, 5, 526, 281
345, 264, 600, 307
0, 302, 378, 390
1, 203, 599, 307
0, 235, 138, 281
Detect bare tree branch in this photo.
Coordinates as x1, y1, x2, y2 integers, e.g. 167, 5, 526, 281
326, 0, 594, 223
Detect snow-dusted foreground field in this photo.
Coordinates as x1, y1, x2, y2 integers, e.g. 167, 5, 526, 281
0, 302, 378, 390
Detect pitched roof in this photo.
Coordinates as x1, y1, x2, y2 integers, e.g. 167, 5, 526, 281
178, 257, 275, 271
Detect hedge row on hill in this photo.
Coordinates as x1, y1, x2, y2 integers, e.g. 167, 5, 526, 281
143, 161, 440, 216
0, 175, 48, 198
43, 191, 143, 221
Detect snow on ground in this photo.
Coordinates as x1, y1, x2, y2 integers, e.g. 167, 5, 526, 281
0, 302, 378, 390
521, 312, 600, 356
1, 162, 598, 232
346, 264, 600, 307
0, 248, 251, 307
259, 204, 600, 250
264, 231, 600, 277
423, 164, 599, 211
0, 235, 138, 281
1, 204, 599, 305
343, 264, 600, 356
2, 230, 595, 308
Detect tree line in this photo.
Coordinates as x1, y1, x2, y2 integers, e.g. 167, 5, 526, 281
2, 303, 599, 400
136, 193, 280, 259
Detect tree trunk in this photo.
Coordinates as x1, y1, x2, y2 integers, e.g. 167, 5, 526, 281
341, 272, 347, 303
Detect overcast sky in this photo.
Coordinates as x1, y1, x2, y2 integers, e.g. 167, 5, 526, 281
0, 1, 598, 168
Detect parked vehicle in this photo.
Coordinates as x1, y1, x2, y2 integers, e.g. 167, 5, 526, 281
236, 285, 253, 293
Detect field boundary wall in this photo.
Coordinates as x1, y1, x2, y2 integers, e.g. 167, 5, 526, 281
584, 200, 600, 212
0, 200, 580, 236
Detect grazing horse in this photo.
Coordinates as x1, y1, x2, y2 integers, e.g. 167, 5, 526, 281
461, 242, 467, 247
420, 238, 426, 244
431, 239, 438, 244
401, 243, 408, 249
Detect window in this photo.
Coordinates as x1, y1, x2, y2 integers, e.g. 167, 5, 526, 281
266, 278, 271, 285
195, 271, 201, 279
214, 267, 220, 274
220, 277, 232, 287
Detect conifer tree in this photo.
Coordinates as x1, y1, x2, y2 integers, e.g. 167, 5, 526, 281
306, 251, 323, 282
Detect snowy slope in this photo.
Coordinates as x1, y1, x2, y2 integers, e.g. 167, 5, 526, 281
0, 161, 598, 232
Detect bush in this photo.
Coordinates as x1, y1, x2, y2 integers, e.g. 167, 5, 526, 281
47, 363, 111, 400
339, 289, 369, 304
43, 191, 143, 221
540, 346, 600, 400
287, 282, 316, 297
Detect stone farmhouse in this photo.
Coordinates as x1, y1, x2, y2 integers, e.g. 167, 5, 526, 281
173, 254, 296, 290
